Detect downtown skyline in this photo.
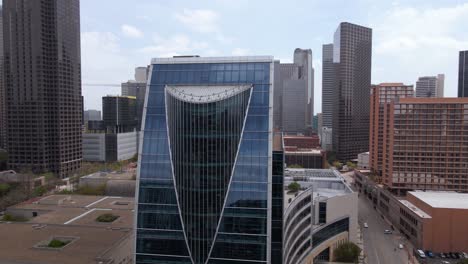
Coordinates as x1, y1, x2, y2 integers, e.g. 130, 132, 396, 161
80, 0, 468, 111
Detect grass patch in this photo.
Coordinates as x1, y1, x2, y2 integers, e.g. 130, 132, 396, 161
96, 213, 119, 223
1, 214, 28, 222
47, 239, 69, 248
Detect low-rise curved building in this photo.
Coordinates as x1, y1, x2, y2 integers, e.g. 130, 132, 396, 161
283, 169, 358, 264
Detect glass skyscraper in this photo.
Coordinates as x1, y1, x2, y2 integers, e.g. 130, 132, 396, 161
135, 56, 275, 264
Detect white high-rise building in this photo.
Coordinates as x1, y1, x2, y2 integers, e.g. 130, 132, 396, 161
416, 74, 444, 98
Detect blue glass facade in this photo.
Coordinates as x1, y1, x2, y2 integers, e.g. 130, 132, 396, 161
135, 57, 273, 264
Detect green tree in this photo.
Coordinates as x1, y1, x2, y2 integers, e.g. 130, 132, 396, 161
332, 161, 343, 170
346, 161, 357, 169
288, 182, 301, 193
333, 242, 361, 263
457, 260, 468, 264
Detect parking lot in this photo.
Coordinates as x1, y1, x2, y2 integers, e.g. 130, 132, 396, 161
418, 254, 468, 264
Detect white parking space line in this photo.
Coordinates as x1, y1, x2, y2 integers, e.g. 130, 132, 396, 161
63, 208, 112, 225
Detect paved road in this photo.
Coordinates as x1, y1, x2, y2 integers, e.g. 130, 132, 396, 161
358, 194, 410, 264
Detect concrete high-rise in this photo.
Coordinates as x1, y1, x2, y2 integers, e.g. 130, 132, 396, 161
134, 66, 148, 83
135, 56, 276, 263
322, 43, 334, 129
3, 0, 82, 177
83, 110, 101, 123
121, 67, 147, 130
332, 22, 372, 161
459, 50, 468, 97
274, 49, 314, 132
415, 74, 444, 98
369, 83, 414, 176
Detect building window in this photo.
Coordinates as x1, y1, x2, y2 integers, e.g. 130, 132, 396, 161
319, 202, 327, 224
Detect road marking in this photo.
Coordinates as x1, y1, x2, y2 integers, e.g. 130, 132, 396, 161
84, 196, 122, 208
63, 208, 112, 225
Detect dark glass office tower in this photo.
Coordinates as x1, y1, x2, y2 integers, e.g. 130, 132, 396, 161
332, 22, 372, 161
3, 0, 82, 177
102, 95, 138, 133
459, 50, 468, 97
321, 44, 334, 129
135, 56, 274, 264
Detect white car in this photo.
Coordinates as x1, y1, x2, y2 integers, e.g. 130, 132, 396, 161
363, 222, 368, 228
399, 244, 404, 249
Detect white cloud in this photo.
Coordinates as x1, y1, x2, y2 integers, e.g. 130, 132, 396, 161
231, 48, 250, 56
174, 9, 220, 33
81, 31, 146, 110
140, 34, 211, 57
121, 24, 144, 38
371, 3, 468, 97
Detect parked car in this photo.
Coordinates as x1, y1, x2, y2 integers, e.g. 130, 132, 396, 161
425, 251, 434, 258
440, 253, 446, 258
363, 222, 368, 228
441, 261, 449, 264
415, 249, 426, 259
462, 252, 468, 258
384, 229, 392, 234
399, 244, 404, 249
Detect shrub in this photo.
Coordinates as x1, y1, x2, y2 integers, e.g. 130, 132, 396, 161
332, 161, 343, 170
346, 161, 357, 169
96, 213, 119, 223
47, 239, 68, 248
33, 186, 48, 197
334, 242, 361, 263
288, 182, 301, 193
1, 214, 28, 222
457, 260, 468, 264
288, 164, 303, 169
0, 183, 11, 196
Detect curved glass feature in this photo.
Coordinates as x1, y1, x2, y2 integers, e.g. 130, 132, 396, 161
136, 58, 273, 264
166, 85, 252, 264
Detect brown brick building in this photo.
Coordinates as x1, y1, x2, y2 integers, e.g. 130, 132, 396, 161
383, 98, 468, 193
369, 83, 414, 175
401, 191, 468, 253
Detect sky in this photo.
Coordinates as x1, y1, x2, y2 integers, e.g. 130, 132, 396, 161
81, 0, 468, 112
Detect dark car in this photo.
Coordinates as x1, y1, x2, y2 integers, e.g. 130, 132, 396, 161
425, 251, 434, 258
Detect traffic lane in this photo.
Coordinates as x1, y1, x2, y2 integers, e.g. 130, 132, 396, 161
359, 194, 408, 264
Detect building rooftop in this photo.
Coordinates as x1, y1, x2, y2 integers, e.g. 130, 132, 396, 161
273, 133, 283, 152
152, 56, 274, 64
0, 224, 132, 264
81, 171, 135, 181
399, 200, 432, 219
284, 169, 354, 209
409, 191, 468, 210
398, 97, 468, 104
284, 149, 322, 154
374, 83, 407, 86
1, 195, 134, 264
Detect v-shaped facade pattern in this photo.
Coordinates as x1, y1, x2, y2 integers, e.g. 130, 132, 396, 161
135, 56, 274, 264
